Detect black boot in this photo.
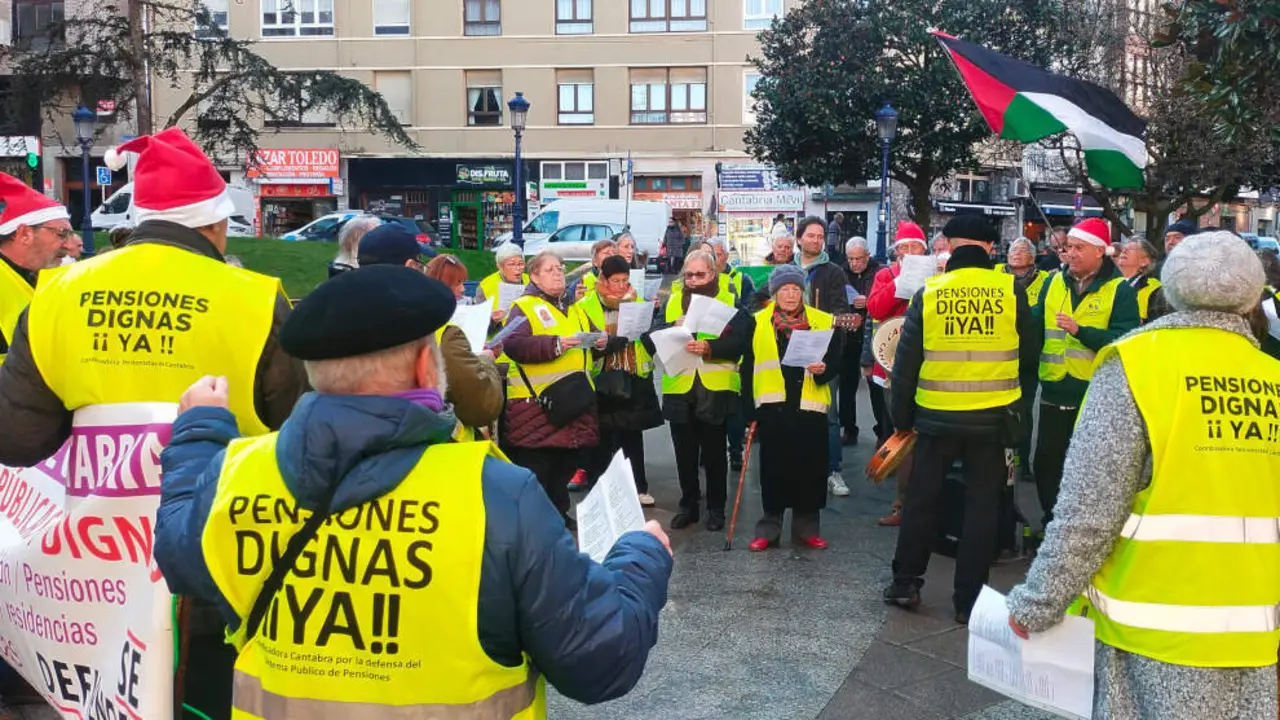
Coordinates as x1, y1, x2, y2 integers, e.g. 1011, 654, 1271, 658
882, 580, 922, 608
706, 510, 726, 532
670, 507, 700, 530
729, 453, 744, 473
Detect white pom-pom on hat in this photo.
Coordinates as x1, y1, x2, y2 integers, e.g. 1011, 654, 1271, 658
103, 146, 128, 171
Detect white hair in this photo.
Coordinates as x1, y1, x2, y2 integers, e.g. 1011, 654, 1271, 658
844, 236, 869, 254
335, 215, 382, 266
494, 242, 523, 264
305, 336, 448, 398
1009, 237, 1035, 255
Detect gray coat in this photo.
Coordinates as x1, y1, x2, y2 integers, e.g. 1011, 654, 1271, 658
1007, 310, 1276, 720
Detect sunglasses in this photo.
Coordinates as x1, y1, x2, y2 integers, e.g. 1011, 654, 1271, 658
684, 270, 711, 280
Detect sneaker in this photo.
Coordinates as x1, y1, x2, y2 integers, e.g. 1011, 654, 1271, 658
882, 580, 922, 608
637, 493, 656, 507
827, 472, 850, 497
566, 470, 587, 492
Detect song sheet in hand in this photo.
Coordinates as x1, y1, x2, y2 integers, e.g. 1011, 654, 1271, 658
894, 254, 937, 300
496, 282, 525, 312
449, 298, 494, 353
576, 451, 647, 563
682, 294, 737, 337
617, 302, 655, 340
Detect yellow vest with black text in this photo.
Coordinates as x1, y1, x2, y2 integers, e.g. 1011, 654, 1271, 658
994, 264, 1048, 308
202, 434, 546, 719
1136, 277, 1162, 322
505, 295, 591, 401
662, 283, 740, 395
479, 271, 529, 306
1038, 272, 1122, 384
918, 268, 1020, 411
0, 259, 34, 365
26, 243, 280, 435
571, 291, 654, 378
434, 324, 479, 442
1074, 327, 1280, 667
750, 304, 832, 413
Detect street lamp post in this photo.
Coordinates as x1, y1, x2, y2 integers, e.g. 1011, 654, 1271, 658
874, 102, 898, 261
72, 105, 98, 256
507, 92, 530, 245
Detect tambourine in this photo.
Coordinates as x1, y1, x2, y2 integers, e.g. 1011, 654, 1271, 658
864, 430, 918, 484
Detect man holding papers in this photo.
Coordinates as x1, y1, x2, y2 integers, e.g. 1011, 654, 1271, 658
740, 265, 841, 550
883, 216, 1039, 624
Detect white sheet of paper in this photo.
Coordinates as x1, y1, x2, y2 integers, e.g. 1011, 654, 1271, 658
682, 294, 737, 337
575, 331, 606, 347
576, 450, 647, 563
449, 298, 494, 353
895, 254, 937, 299
496, 282, 525, 312
780, 329, 833, 368
629, 270, 648, 298
967, 586, 1095, 720
650, 326, 699, 375
486, 316, 526, 349
617, 301, 655, 340
643, 277, 663, 302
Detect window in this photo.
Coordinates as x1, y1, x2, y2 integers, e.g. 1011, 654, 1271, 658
636, 175, 700, 191
556, 0, 592, 34
630, 0, 706, 32
14, 0, 63, 44
743, 71, 761, 124
630, 68, 706, 124
556, 70, 594, 125
373, 0, 410, 34
375, 71, 413, 123
266, 76, 336, 127
464, 0, 500, 36
198, 0, 229, 34
743, 0, 782, 30
262, 0, 334, 37
466, 70, 502, 126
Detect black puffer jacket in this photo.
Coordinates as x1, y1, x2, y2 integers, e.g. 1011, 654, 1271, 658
890, 245, 1041, 441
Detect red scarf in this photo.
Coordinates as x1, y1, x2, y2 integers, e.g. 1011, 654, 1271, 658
771, 305, 810, 341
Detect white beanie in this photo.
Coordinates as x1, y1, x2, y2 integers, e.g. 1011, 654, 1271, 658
1161, 231, 1264, 315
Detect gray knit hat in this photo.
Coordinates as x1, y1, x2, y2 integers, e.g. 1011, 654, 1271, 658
769, 265, 807, 295
1161, 231, 1264, 315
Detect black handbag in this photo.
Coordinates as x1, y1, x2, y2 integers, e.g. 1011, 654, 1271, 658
593, 370, 634, 400
517, 365, 597, 427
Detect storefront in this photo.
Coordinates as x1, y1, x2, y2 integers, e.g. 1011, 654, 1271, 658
807, 185, 878, 243
718, 188, 807, 264
634, 179, 705, 242
539, 160, 611, 202
247, 148, 341, 237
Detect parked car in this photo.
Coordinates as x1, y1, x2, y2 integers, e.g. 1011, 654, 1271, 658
280, 212, 363, 242
492, 199, 671, 262
1258, 236, 1279, 253
92, 182, 256, 236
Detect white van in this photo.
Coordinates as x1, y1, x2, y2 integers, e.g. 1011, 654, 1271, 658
493, 198, 671, 262
92, 182, 257, 237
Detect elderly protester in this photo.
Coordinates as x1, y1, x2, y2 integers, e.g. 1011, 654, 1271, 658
764, 233, 795, 266
573, 255, 664, 506
328, 214, 380, 278
1115, 238, 1164, 323
741, 265, 841, 550
502, 251, 603, 527
997, 237, 1050, 307
476, 242, 529, 324
644, 250, 752, 531
615, 230, 646, 269
155, 265, 675, 716
841, 237, 879, 444
1039, 226, 1070, 271
571, 239, 618, 301
1007, 232, 1280, 720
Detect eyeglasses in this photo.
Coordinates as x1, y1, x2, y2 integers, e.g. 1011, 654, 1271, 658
36, 225, 77, 242
684, 270, 711, 280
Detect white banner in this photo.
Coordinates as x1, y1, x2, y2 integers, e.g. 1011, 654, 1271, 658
0, 402, 177, 718
717, 190, 806, 213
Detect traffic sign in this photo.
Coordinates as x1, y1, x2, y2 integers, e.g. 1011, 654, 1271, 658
96, 166, 112, 186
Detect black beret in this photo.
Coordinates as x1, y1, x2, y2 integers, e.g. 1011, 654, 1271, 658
358, 223, 425, 266
942, 215, 999, 245
281, 265, 456, 360
600, 255, 631, 279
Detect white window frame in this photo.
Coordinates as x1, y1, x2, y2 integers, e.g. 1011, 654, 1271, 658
262, 0, 334, 38
743, 71, 761, 124
463, 0, 501, 36
373, 0, 411, 35
629, 0, 707, 34
743, 0, 783, 30
630, 68, 707, 125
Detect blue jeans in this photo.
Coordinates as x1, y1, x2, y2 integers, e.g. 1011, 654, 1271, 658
827, 377, 842, 474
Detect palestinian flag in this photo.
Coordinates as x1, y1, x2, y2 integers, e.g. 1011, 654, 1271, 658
933, 31, 1148, 189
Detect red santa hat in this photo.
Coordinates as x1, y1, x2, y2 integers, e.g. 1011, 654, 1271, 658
0, 173, 69, 235
1068, 218, 1115, 256
103, 127, 233, 228
892, 220, 927, 250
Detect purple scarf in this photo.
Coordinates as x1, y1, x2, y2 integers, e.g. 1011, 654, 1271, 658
393, 389, 446, 411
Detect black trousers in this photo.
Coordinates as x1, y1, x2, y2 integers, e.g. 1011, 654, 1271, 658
891, 433, 1006, 614
866, 379, 892, 445
589, 428, 648, 493
670, 419, 728, 514
507, 446, 579, 517
1034, 403, 1081, 526
839, 354, 863, 435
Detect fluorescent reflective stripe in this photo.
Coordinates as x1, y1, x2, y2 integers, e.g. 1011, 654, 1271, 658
1121, 514, 1280, 544
1086, 586, 1280, 635
799, 399, 829, 413
704, 360, 738, 372
234, 669, 539, 719
1040, 353, 1064, 365
923, 349, 1018, 362
1065, 348, 1096, 361
917, 378, 1019, 392
1045, 329, 1067, 340
756, 391, 785, 405
755, 360, 782, 372
519, 369, 577, 386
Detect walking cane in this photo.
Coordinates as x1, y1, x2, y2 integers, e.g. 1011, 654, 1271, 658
724, 421, 758, 551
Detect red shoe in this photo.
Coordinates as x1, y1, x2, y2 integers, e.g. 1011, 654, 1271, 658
878, 501, 902, 527
800, 536, 828, 550
567, 470, 587, 492
747, 538, 771, 552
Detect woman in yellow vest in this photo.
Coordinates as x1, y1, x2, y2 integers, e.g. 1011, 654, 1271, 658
1007, 232, 1280, 719
995, 237, 1049, 308
500, 251, 602, 527
1116, 238, 1166, 323
742, 265, 841, 551
475, 242, 529, 326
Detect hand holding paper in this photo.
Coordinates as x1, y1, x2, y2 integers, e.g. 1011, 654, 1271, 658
781, 329, 833, 368
576, 451, 648, 563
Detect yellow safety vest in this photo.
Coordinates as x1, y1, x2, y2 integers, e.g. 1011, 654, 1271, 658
1038, 272, 1122, 384
581, 272, 597, 291
662, 282, 740, 395
26, 244, 280, 435
1071, 327, 1280, 667
994, 264, 1048, 308
1136, 277, 1162, 323
0, 258, 34, 365
750, 304, 832, 413
480, 271, 529, 305
571, 291, 654, 378
918, 268, 1021, 411
505, 295, 591, 401
202, 434, 545, 719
